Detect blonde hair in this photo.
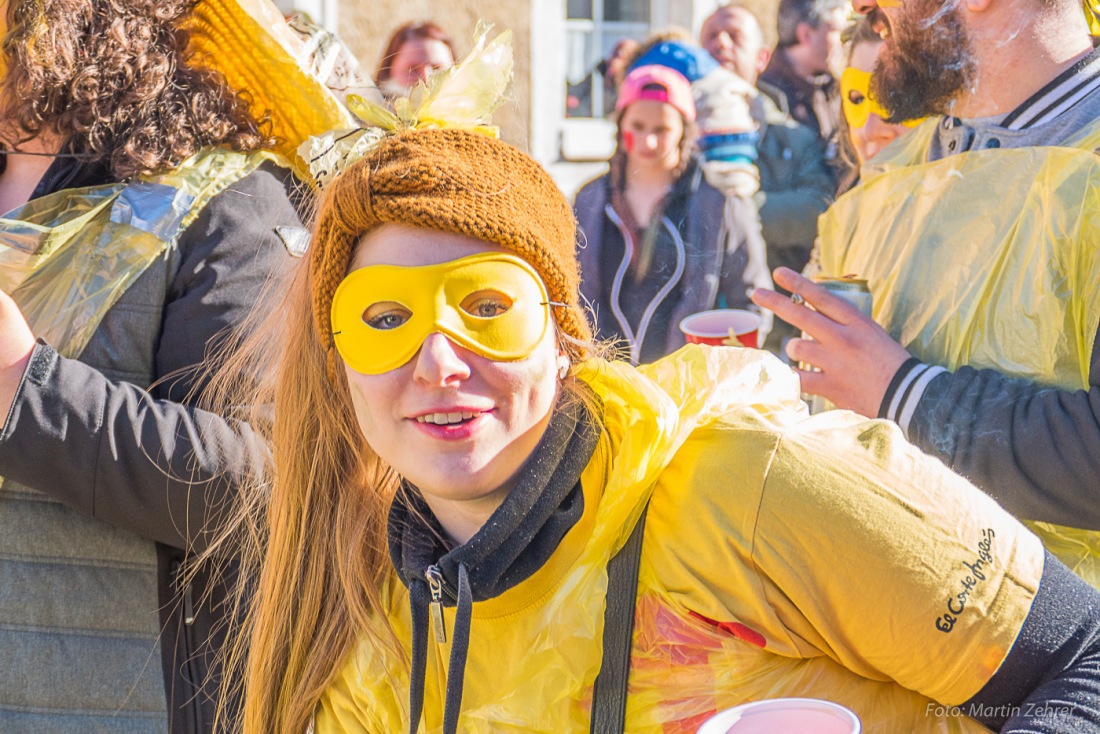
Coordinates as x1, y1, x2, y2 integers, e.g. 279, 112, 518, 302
196, 249, 403, 732
197, 149, 605, 732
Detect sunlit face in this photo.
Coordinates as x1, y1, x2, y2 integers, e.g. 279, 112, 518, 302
700, 8, 767, 84
619, 99, 684, 172
846, 39, 910, 162
389, 37, 454, 89
341, 224, 561, 511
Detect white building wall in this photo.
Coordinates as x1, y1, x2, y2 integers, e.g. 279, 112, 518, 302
322, 0, 779, 195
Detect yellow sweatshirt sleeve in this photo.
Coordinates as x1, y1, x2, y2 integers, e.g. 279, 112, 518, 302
751, 410, 1045, 705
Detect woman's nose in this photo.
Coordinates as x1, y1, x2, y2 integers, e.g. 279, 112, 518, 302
865, 113, 898, 144
412, 333, 472, 386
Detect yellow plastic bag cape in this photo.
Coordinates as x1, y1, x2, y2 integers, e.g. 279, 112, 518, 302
0, 149, 280, 358
816, 118, 1100, 587
317, 347, 1020, 733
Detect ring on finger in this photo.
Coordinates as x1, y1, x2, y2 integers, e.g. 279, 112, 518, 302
790, 293, 805, 306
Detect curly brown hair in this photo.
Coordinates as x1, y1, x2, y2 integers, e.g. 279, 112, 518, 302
2, 0, 272, 179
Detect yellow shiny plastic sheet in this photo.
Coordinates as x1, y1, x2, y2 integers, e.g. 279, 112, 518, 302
0, 149, 278, 359
1086, 0, 1100, 34
816, 119, 1100, 587
317, 347, 1033, 733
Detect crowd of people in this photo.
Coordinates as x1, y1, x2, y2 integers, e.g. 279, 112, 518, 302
0, 0, 1097, 732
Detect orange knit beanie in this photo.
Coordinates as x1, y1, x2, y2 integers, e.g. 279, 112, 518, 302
310, 128, 591, 376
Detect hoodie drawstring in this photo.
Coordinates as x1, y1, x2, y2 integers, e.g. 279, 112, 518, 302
407, 563, 474, 734
442, 563, 472, 734
408, 580, 430, 734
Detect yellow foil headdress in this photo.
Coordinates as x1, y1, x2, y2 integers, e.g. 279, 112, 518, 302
300, 22, 514, 190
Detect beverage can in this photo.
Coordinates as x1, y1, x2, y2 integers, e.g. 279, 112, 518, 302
800, 275, 873, 414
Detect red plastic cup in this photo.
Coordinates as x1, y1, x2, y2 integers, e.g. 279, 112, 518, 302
696, 698, 861, 734
678, 309, 762, 349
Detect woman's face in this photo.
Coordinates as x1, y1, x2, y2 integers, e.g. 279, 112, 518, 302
341, 224, 562, 525
389, 37, 454, 90
620, 99, 684, 173
846, 39, 910, 164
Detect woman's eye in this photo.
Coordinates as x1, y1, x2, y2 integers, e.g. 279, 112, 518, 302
848, 90, 866, 105
363, 301, 412, 330
461, 290, 513, 319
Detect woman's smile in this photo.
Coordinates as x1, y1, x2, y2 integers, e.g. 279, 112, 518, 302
409, 406, 493, 440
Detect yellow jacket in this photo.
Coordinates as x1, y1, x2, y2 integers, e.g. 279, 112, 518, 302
318, 347, 1043, 733
817, 119, 1100, 585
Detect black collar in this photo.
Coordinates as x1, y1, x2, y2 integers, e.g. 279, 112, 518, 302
388, 396, 599, 604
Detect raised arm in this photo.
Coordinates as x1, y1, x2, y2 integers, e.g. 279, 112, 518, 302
0, 162, 300, 551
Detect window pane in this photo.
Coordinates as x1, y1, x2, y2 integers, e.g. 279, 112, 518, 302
567, 0, 593, 19
604, 0, 648, 22
565, 27, 598, 117
599, 32, 634, 116
567, 76, 595, 118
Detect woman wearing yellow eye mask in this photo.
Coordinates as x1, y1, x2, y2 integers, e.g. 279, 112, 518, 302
203, 124, 1100, 734
837, 18, 917, 189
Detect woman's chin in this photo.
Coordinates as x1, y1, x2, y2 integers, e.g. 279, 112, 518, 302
399, 455, 511, 501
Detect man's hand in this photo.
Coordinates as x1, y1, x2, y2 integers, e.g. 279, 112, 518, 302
752, 267, 912, 417
0, 289, 36, 422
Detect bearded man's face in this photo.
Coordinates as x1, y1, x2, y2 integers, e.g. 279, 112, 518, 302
870, 0, 977, 122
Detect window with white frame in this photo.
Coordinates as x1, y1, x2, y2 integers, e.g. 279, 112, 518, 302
565, 0, 650, 119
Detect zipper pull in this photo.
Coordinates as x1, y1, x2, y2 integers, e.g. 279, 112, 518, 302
425, 565, 447, 644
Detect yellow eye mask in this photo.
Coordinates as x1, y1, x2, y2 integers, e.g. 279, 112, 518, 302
331, 252, 552, 375
841, 67, 923, 129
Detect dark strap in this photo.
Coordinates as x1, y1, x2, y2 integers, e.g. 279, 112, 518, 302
590, 504, 650, 734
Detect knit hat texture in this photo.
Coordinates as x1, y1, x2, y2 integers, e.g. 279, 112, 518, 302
311, 128, 591, 375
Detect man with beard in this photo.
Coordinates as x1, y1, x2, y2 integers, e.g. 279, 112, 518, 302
752, 0, 1100, 577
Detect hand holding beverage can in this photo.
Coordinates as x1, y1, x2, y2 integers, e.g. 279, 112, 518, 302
696, 697, 861, 734
798, 276, 873, 414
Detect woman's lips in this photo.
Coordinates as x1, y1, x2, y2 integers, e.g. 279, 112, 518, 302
408, 409, 491, 440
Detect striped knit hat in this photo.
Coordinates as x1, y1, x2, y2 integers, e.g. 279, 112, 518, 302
310, 128, 591, 378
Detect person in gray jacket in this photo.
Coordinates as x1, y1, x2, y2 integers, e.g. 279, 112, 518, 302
699, 4, 835, 353
0, 0, 342, 731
